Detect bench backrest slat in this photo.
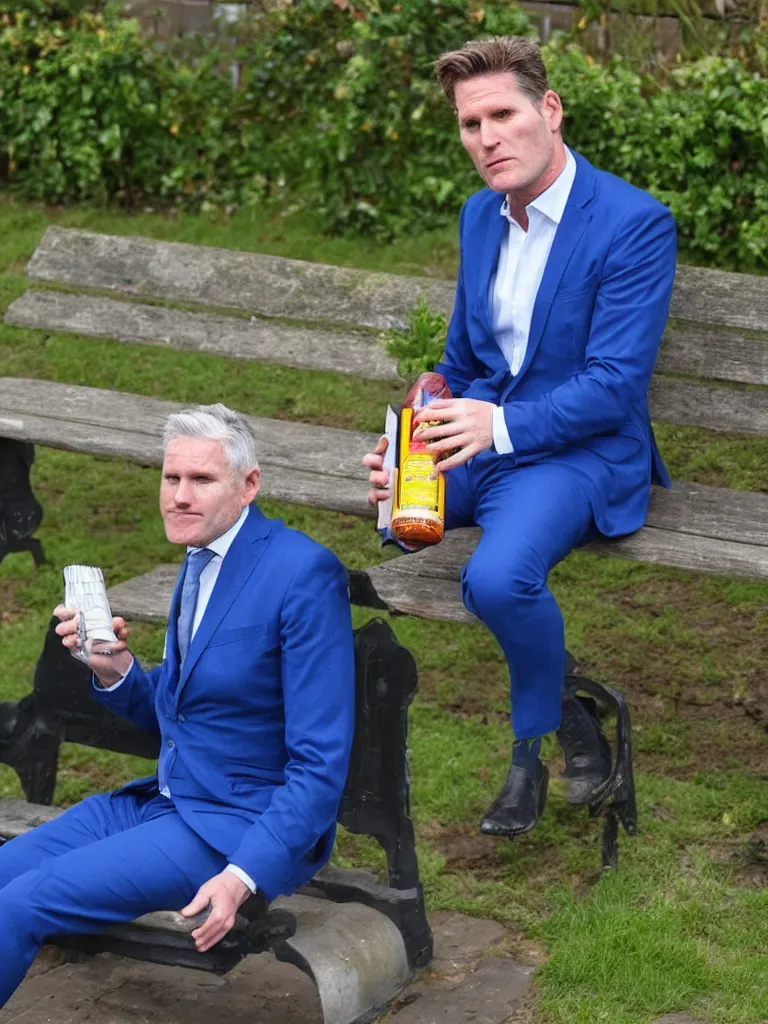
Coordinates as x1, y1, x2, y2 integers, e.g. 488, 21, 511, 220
649, 378, 768, 436
658, 323, 768, 387
15, 227, 768, 441
28, 227, 456, 332
670, 265, 768, 334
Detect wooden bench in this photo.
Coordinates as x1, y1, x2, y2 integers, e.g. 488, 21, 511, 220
0, 227, 766, 1013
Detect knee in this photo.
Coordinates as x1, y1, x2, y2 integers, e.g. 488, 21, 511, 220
0, 873, 41, 937
463, 546, 546, 618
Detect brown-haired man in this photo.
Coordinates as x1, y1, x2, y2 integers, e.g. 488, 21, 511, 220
365, 36, 676, 837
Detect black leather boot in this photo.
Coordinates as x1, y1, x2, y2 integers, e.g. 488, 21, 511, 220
557, 689, 612, 805
479, 756, 549, 837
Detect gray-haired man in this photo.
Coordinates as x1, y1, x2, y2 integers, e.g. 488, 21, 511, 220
0, 404, 355, 1005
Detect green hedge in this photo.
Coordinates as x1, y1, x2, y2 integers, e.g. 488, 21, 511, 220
1, 1, 766, 270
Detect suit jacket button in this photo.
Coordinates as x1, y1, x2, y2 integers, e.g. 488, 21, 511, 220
178, 714, 185, 724
167, 739, 175, 749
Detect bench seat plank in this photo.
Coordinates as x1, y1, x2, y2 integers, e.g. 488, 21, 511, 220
5, 290, 401, 383
2, 377, 767, 532
28, 227, 456, 332
0, 377, 377, 516
108, 478, 768, 627
362, 526, 768, 622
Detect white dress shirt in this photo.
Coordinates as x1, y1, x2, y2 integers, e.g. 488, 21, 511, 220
490, 147, 577, 454
105, 505, 257, 893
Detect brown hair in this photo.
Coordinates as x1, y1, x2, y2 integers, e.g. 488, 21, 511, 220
435, 36, 549, 106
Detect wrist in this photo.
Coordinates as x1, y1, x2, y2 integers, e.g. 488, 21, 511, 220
93, 652, 134, 687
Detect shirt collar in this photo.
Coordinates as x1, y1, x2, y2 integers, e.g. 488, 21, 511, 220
500, 146, 577, 226
188, 505, 249, 560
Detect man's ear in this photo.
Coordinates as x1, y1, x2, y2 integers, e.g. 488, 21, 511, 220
244, 466, 261, 504
541, 89, 563, 134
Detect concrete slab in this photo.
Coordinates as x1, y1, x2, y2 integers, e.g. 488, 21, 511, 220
1, 952, 321, 1024
384, 957, 533, 1024
429, 912, 509, 969
0, 913, 533, 1024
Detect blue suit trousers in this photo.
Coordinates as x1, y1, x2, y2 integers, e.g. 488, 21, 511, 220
0, 789, 226, 1005
446, 455, 597, 740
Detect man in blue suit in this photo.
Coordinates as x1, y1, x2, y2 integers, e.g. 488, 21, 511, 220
0, 403, 355, 1004
365, 36, 676, 836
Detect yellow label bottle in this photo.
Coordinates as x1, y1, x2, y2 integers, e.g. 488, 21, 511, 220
391, 407, 445, 546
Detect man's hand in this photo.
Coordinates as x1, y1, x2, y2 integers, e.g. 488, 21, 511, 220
180, 870, 251, 953
363, 435, 391, 507
54, 606, 133, 687
413, 398, 495, 471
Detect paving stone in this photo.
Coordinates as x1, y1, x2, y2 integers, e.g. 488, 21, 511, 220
386, 956, 533, 1024
429, 912, 509, 969
0, 955, 158, 1022
0, 951, 321, 1024
1, 915, 531, 1024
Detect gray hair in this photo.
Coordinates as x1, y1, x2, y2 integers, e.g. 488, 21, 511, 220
162, 403, 258, 475
435, 36, 548, 107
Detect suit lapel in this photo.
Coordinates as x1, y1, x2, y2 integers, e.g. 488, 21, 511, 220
165, 559, 186, 687
174, 505, 272, 702
505, 154, 596, 396
472, 201, 511, 377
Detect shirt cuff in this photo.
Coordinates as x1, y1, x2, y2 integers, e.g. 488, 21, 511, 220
226, 863, 258, 893
93, 656, 135, 692
492, 405, 515, 455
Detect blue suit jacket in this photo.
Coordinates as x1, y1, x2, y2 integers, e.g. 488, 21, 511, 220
435, 151, 677, 537
93, 505, 356, 901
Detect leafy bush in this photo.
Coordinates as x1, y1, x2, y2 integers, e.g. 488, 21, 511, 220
546, 44, 768, 270
0, 2, 267, 207
242, 0, 532, 235
0, 1, 766, 271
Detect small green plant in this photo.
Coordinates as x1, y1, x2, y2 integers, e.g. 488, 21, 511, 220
382, 297, 448, 380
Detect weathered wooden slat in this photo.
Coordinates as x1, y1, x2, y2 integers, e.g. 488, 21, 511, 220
9, 288, 768, 392
658, 322, 768, 386
27, 229, 768, 340
362, 525, 768, 622
108, 480, 768, 629
0, 378, 377, 516
5, 290, 401, 382
27, 227, 456, 332
586, 526, 768, 578
669, 264, 768, 334
109, 565, 181, 622
649, 377, 768, 435
644, 482, 768, 547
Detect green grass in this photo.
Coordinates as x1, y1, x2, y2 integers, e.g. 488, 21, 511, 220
0, 197, 766, 1024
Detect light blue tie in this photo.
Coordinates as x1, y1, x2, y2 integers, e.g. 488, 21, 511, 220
176, 548, 216, 665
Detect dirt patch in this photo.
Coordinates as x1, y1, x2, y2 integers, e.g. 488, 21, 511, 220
708, 823, 768, 889
0, 578, 28, 624
421, 817, 574, 895
422, 818, 511, 873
